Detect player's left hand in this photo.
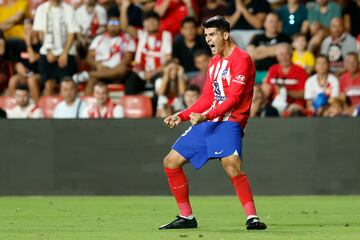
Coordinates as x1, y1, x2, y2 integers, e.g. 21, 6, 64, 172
189, 112, 207, 125
164, 114, 182, 128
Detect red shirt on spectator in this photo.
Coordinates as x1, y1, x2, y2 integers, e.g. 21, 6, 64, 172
340, 71, 360, 106
265, 64, 307, 107
155, 0, 198, 36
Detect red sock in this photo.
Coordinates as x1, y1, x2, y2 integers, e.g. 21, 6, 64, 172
164, 167, 192, 217
232, 174, 257, 218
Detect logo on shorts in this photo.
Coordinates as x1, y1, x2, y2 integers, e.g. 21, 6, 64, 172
214, 150, 224, 155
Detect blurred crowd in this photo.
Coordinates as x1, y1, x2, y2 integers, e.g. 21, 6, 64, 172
0, 0, 359, 119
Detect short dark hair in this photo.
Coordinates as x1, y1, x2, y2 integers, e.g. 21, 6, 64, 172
202, 15, 230, 33
61, 76, 76, 87
95, 81, 108, 89
185, 84, 201, 94
316, 54, 330, 64
143, 11, 160, 21
194, 49, 211, 59
346, 51, 359, 59
181, 16, 197, 28
15, 83, 29, 92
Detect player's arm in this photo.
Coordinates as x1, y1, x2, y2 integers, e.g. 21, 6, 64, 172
205, 56, 252, 120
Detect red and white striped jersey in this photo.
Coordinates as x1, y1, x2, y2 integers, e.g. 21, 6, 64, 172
134, 30, 172, 72
89, 32, 136, 68
178, 47, 255, 129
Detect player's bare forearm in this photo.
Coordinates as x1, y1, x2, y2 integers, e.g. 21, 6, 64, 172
189, 112, 207, 125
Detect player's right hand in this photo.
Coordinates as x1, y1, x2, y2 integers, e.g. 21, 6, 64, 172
164, 115, 181, 128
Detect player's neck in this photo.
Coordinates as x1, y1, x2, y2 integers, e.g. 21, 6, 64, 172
220, 41, 235, 58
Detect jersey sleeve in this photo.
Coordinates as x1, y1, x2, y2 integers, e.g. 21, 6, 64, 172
178, 68, 214, 121
205, 55, 254, 120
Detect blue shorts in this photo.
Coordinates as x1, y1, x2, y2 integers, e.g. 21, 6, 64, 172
172, 121, 244, 170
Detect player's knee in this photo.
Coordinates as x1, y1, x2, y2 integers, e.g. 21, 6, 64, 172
163, 151, 184, 169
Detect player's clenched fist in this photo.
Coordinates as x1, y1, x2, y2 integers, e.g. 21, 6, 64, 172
164, 114, 182, 128
189, 112, 207, 125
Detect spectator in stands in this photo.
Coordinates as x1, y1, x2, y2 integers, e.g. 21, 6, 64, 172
53, 78, 87, 118
6, 84, 43, 119
81, 82, 124, 118
154, 0, 199, 36
262, 43, 307, 114
247, 13, 291, 84
306, 0, 341, 52
323, 97, 345, 117
75, 0, 107, 52
320, 17, 358, 76
250, 84, 279, 117
155, 59, 186, 117
199, 0, 227, 24
0, 0, 28, 63
33, 0, 80, 96
276, 0, 308, 38
189, 50, 211, 91
7, 19, 41, 103
304, 55, 339, 115
343, 0, 360, 38
183, 84, 200, 108
340, 52, 360, 108
108, 0, 143, 39
291, 33, 315, 75
226, 0, 270, 49
0, 30, 8, 93
133, 11, 172, 85
73, 17, 140, 95
172, 17, 210, 77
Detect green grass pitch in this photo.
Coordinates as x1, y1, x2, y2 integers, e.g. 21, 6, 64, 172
0, 196, 359, 240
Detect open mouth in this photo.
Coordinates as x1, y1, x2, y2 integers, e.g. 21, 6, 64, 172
209, 44, 216, 51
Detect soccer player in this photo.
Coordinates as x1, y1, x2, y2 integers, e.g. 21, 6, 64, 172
159, 16, 267, 230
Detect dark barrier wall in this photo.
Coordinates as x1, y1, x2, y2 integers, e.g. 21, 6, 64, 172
0, 118, 359, 196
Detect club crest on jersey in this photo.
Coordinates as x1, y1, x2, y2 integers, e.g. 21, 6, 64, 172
213, 80, 226, 101
232, 74, 246, 84
221, 69, 228, 79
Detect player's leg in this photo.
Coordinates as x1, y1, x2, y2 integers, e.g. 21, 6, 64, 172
159, 149, 197, 230
221, 155, 267, 230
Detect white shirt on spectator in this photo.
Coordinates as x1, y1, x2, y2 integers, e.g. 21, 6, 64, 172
33, 1, 79, 56
89, 32, 136, 68
305, 73, 340, 100
53, 98, 87, 118
6, 104, 44, 119
75, 4, 107, 35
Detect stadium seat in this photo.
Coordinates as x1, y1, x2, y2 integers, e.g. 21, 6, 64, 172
37, 96, 63, 118
119, 95, 153, 118
0, 96, 16, 110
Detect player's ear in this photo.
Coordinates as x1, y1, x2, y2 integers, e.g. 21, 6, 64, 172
223, 31, 230, 41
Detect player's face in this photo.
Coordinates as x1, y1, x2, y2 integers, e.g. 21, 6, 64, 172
94, 86, 108, 105
204, 27, 225, 55
315, 57, 329, 74
15, 90, 29, 107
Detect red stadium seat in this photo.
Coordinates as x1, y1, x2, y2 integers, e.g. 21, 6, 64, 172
0, 96, 16, 110
119, 95, 153, 118
37, 96, 63, 118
